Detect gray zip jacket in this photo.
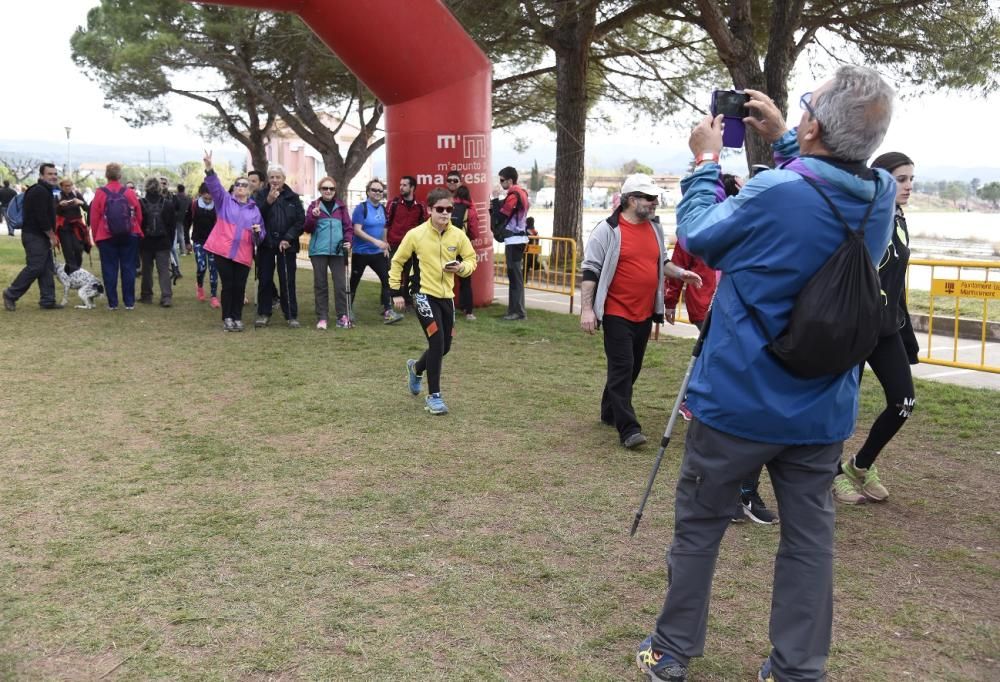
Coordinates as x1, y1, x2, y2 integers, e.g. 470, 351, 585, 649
581, 210, 666, 323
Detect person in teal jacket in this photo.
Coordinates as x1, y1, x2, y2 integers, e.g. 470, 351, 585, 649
636, 66, 897, 682
303, 176, 353, 330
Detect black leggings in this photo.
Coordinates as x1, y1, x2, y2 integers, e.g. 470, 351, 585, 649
852, 331, 915, 470
349, 252, 391, 310
413, 293, 454, 395
215, 256, 250, 322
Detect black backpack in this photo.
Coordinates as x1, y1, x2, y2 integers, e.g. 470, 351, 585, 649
735, 174, 883, 378
490, 190, 523, 243
450, 202, 468, 231
143, 197, 167, 238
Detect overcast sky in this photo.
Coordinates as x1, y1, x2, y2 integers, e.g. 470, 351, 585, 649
4, 0, 999, 175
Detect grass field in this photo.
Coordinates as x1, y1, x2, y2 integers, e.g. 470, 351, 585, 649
0, 238, 998, 680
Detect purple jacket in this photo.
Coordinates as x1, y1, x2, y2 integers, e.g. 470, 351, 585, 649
202, 171, 264, 266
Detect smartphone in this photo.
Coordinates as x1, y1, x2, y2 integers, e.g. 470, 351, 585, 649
444, 260, 460, 268
711, 89, 751, 148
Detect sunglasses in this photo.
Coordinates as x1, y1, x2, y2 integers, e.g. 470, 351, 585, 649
446, 178, 460, 183
320, 186, 336, 191
632, 193, 659, 202
234, 181, 249, 188
368, 188, 384, 193
432, 206, 454, 214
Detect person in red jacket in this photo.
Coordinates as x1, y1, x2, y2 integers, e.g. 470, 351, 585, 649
385, 175, 427, 312
664, 242, 716, 329
89, 162, 143, 310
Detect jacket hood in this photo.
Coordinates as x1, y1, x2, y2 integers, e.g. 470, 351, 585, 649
783, 156, 894, 205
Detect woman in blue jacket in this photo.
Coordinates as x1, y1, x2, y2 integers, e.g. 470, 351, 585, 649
303, 176, 353, 329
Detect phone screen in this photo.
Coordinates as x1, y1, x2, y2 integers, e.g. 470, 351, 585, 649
713, 90, 750, 118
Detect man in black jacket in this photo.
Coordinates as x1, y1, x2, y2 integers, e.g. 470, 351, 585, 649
3, 163, 61, 310
254, 165, 305, 328
0, 180, 17, 236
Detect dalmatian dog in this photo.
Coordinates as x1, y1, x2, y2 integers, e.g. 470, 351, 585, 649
55, 261, 105, 309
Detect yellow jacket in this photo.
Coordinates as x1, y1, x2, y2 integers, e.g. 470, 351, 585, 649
389, 220, 477, 299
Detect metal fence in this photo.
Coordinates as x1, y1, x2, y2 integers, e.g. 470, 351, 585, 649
907, 258, 1000, 374
664, 257, 1000, 374
493, 236, 579, 313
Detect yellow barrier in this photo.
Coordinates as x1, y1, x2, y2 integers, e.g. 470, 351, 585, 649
907, 258, 1000, 374
494, 236, 578, 313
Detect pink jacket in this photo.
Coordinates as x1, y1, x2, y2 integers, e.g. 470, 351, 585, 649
202, 172, 264, 266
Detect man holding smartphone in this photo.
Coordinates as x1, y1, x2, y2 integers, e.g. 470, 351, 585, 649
635, 66, 896, 682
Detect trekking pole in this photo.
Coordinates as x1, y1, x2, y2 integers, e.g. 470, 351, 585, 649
279, 242, 293, 319
344, 247, 353, 327
335, 238, 353, 328
629, 305, 714, 538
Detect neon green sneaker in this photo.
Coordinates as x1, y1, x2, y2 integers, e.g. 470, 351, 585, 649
832, 474, 866, 505
843, 458, 889, 502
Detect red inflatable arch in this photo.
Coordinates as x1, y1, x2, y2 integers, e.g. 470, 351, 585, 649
195, 0, 494, 305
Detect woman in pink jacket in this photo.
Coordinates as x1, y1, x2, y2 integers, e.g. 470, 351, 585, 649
201, 152, 265, 332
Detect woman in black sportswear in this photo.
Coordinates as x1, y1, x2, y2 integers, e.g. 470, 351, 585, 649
833, 151, 919, 505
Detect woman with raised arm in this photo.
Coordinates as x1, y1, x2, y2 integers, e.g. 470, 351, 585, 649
201, 151, 265, 332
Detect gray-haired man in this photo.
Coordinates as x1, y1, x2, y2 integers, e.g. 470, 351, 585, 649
636, 66, 897, 682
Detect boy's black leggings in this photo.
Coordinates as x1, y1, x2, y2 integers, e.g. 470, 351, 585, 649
413, 293, 454, 395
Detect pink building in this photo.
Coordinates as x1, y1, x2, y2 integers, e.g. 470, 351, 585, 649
255, 113, 376, 206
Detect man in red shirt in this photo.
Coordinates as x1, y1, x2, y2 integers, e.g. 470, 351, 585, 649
580, 174, 702, 448
385, 175, 427, 311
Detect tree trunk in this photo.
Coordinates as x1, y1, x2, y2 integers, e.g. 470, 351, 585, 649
247, 130, 270, 175
550, 8, 596, 248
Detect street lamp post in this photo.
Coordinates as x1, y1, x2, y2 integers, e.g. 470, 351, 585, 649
64, 126, 72, 179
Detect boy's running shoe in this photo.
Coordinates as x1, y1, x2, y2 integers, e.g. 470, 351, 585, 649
406, 359, 422, 395
425, 393, 448, 415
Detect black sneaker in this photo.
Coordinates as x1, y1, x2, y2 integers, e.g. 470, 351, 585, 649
730, 500, 747, 523
741, 489, 779, 525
